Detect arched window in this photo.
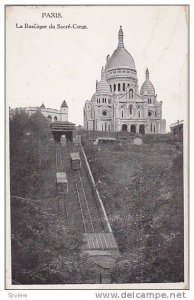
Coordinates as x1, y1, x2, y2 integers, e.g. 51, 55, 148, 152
54, 116, 57, 121
122, 111, 124, 118
110, 85, 112, 92
131, 124, 136, 133
48, 115, 52, 120
105, 98, 106, 103
114, 84, 116, 92
122, 124, 128, 132
123, 83, 125, 91
118, 83, 120, 92
138, 111, 140, 118
129, 105, 133, 115
129, 89, 133, 99
139, 124, 145, 134
148, 111, 152, 117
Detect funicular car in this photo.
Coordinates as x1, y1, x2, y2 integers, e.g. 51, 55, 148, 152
70, 152, 81, 170
56, 172, 68, 195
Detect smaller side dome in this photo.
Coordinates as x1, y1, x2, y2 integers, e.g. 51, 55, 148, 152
91, 94, 96, 102
140, 68, 155, 95
96, 67, 111, 95
61, 100, 68, 108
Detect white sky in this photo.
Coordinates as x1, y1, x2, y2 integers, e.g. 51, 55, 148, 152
6, 6, 188, 130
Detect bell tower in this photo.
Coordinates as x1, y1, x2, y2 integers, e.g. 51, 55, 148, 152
60, 100, 68, 121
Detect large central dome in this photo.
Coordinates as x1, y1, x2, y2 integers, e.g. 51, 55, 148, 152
106, 47, 136, 70
106, 26, 136, 71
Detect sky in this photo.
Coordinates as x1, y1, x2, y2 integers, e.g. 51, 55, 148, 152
6, 5, 188, 130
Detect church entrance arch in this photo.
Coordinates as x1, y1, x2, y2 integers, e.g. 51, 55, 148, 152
139, 124, 145, 134
121, 124, 128, 132
131, 124, 136, 133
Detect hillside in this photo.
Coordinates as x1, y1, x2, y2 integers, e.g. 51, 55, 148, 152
82, 132, 184, 283
9, 111, 184, 284
10, 111, 86, 284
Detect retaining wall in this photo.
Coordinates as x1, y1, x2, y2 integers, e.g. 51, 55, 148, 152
80, 144, 112, 233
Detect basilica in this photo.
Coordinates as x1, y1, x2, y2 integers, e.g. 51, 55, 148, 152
83, 26, 166, 134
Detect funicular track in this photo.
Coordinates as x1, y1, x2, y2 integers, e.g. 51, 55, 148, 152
67, 140, 95, 233
55, 141, 63, 172
55, 139, 119, 267
55, 140, 95, 233
73, 169, 95, 233
55, 141, 70, 223
53, 134, 119, 283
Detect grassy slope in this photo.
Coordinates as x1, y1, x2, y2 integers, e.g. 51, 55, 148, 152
10, 112, 85, 284
82, 134, 184, 283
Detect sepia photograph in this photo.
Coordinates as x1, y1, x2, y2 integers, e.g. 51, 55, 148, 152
5, 5, 188, 289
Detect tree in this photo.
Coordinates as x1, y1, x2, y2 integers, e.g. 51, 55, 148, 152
10, 110, 87, 284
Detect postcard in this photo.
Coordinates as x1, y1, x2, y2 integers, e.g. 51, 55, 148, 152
5, 5, 189, 290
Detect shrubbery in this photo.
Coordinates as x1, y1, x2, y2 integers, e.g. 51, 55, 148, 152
10, 110, 86, 284
83, 137, 184, 283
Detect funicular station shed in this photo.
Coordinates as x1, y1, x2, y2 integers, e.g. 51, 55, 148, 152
50, 121, 76, 142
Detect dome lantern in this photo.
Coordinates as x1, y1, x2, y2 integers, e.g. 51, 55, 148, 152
101, 66, 105, 79
146, 68, 149, 80
118, 26, 124, 48
96, 67, 111, 95
140, 68, 155, 96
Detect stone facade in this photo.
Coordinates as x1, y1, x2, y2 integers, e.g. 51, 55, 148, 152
84, 26, 166, 134
10, 100, 68, 122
